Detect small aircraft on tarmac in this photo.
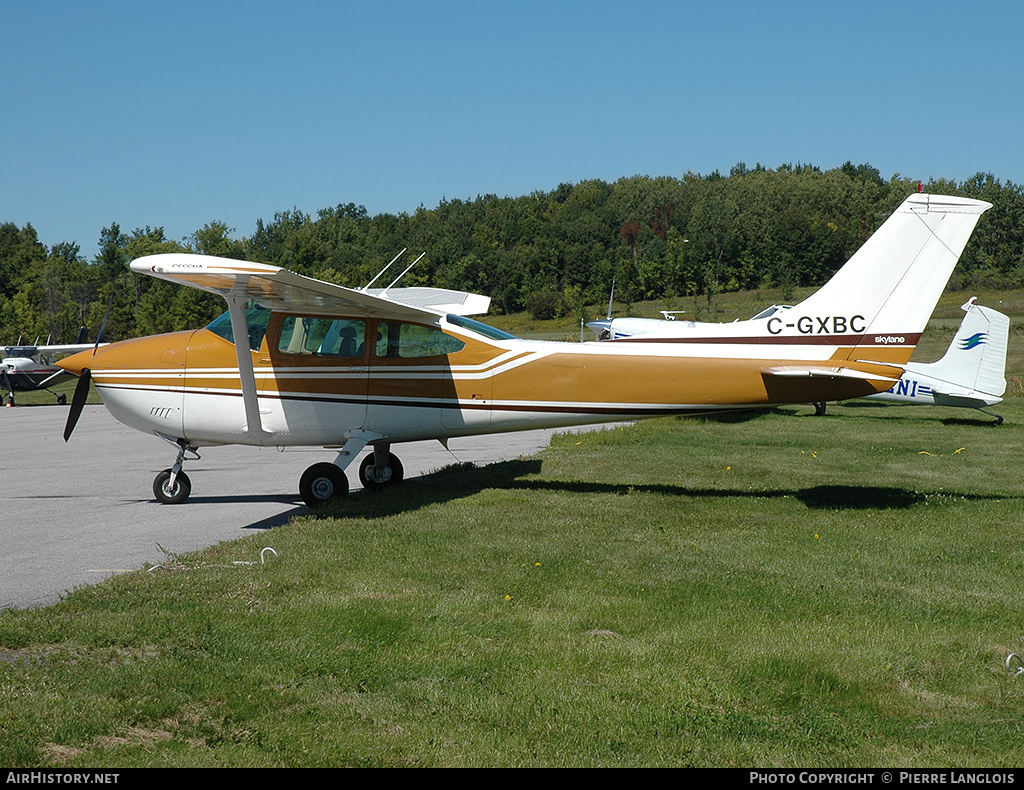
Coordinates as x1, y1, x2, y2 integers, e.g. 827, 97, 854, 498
56, 193, 991, 507
1, 329, 105, 406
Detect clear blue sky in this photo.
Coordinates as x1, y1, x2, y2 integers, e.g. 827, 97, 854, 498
3, 0, 1022, 260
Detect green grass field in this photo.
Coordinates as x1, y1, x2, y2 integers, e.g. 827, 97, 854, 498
3, 397, 1024, 767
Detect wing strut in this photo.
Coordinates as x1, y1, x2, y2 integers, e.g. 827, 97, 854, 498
226, 287, 271, 440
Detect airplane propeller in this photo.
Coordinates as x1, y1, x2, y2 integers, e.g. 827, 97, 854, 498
63, 368, 91, 441
63, 290, 112, 440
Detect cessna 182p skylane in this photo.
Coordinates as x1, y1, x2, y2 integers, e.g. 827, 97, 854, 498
56, 193, 991, 507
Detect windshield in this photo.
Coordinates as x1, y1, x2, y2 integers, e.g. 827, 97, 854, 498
205, 304, 271, 350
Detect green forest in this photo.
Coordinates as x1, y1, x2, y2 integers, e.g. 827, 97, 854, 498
3, 162, 1024, 345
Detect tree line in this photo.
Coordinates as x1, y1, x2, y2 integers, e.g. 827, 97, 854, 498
3, 162, 1024, 345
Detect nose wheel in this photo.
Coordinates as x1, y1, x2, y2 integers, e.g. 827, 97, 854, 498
153, 438, 200, 504
154, 468, 192, 504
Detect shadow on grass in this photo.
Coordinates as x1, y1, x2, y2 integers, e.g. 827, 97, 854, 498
831, 401, 1004, 426
315, 459, 1014, 519
687, 408, 775, 424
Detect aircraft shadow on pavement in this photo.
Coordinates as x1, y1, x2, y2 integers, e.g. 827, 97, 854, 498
315, 459, 1014, 518
148, 492, 306, 531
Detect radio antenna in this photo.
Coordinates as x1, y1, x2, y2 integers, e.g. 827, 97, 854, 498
362, 248, 407, 291
382, 252, 426, 293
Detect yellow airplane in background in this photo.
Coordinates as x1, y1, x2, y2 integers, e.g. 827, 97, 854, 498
57, 193, 991, 507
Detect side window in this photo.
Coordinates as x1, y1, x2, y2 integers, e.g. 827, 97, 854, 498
277, 317, 366, 358
373, 321, 466, 359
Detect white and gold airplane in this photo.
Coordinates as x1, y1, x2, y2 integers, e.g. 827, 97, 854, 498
56, 193, 991, 507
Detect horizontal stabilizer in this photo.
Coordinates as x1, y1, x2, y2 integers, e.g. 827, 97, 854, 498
763, 365, 901, 382
930, 391, 1001, 408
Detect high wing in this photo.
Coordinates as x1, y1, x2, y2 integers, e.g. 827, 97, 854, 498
128, 253, 490, 441
131, 254, 489, 322
364, 287, 490, 316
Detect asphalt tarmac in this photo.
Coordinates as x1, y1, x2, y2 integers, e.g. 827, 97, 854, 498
1, 404, 607, 610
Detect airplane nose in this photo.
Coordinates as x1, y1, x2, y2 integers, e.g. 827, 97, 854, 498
56, 331, 193, 377
56, 347, 95, 376
57, 331, 193, 442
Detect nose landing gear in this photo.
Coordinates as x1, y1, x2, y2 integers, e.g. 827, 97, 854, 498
153, 439, 200, 504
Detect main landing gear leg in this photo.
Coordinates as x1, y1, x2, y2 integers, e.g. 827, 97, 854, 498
358, 443, 404, 491
154, 439, 199, 504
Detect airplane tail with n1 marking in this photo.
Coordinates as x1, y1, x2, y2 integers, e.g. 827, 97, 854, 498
789, 193, 992, 364
866, 297, 1008, 412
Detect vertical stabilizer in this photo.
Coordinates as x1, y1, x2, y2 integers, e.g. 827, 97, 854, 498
794, 194, 991, 359
865, 298, 1008, 412
907, 298, 1008, 399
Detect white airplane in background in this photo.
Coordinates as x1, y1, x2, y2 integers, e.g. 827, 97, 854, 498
55, 193, 991, 508
587, 305, 796, 341
1, 329, 107, 406
853, 297, 1009, 422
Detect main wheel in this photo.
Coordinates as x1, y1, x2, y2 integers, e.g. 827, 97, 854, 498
358, 452, 404, 491
299, 462, 349, 509
153, 469, 192, 504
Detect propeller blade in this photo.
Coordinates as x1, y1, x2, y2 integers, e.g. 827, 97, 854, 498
63, 369, 91, 442
93, 292, 113, 356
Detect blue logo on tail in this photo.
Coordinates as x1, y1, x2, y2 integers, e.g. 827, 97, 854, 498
958, 332, 987, 351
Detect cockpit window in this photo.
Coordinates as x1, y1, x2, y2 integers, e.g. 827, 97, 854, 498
205, 304, 271, 351
749, 305, 793, 321
374, 321, 466, 358
278, 317, 366, 358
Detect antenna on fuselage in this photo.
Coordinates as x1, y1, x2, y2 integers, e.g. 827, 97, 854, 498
382, 252, 426, 294
362, 248, 407, 291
